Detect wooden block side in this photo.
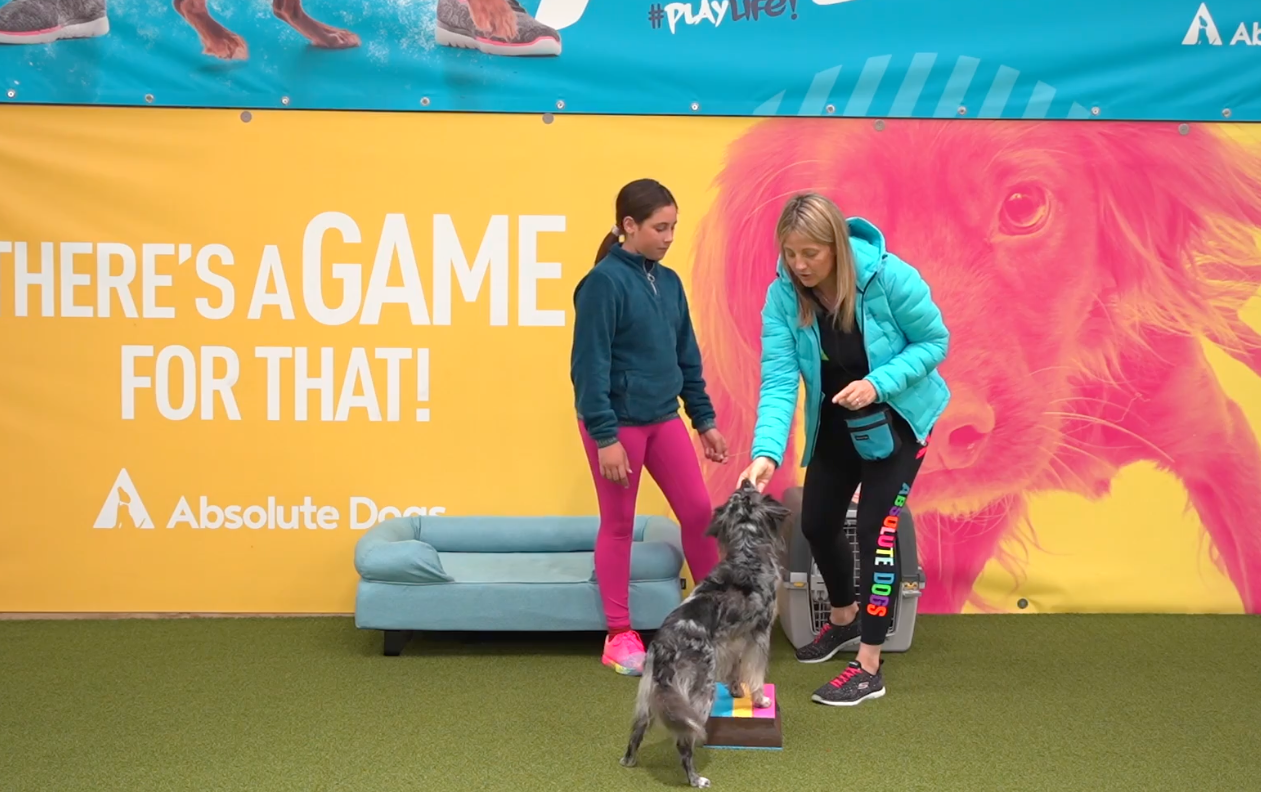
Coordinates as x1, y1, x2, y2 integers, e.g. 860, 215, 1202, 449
704, 703, 782, 749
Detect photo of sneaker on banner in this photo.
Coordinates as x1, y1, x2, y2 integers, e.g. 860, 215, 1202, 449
0, 0, 108, 45
437, 0, 572, 56
0, 0, 573, 58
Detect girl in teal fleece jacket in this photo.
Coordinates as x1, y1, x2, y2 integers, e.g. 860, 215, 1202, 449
737, 192, 950, 707
570, 178, 730, 677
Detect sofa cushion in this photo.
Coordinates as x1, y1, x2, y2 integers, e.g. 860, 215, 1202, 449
438, 552, 593, 584
417, 516, 601, 553
437, 541, 683, 585
411, 514, 675, 553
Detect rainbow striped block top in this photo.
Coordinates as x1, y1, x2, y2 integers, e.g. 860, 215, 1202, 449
710, 683, 777, 719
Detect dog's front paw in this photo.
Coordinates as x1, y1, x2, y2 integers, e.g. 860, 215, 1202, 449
753, 694, 772, 709
691, 776, 711, 788
726, 682, 745, 698
620, 755, 637, 768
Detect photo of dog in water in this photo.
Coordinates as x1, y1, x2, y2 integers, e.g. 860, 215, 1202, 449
620, 481, 789, 788
0, 0, 574, 58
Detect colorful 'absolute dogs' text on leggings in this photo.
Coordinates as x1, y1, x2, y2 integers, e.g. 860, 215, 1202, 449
799, 404, 929, 643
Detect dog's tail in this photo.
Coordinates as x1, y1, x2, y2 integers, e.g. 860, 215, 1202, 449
653, 686, 708, 743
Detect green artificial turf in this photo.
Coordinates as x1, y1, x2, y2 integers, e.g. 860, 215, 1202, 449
1, 614, 1257, 791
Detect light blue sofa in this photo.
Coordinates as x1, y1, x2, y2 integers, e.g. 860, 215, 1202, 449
353, 514, 686, 655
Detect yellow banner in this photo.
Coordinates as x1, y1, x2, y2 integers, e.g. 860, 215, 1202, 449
1, 106, 1258, 615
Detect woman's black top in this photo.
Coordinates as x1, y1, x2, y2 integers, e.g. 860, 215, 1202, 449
811, 292, 869, 400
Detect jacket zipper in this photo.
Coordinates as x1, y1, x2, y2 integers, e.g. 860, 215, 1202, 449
854, 254, 928, 445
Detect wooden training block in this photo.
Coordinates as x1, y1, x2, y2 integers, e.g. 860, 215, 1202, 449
704, 683, 782, 750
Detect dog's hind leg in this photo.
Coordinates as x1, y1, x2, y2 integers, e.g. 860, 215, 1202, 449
621, 713, 650, 767
677, 735, 710, 788
678, 681, 716, 787
272, 0, 360, 49
621, 670, 654, 768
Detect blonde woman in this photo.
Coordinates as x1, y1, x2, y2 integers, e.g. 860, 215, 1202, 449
737, 192, 950, 706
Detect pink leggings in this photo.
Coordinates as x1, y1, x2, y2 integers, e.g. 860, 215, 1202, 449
579, 418, 720, 632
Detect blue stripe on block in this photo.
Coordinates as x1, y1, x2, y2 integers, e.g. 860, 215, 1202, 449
711, 684, 734, 717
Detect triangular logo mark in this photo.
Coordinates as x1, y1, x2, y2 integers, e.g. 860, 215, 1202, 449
1183, 3, 1222, 45
94, 468, 155, 529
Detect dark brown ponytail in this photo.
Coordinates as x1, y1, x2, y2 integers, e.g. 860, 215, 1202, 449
593, 178, 678, 266
594, 229, 620, 266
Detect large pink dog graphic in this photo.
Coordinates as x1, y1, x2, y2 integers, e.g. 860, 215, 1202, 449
690, 119, 1261, 614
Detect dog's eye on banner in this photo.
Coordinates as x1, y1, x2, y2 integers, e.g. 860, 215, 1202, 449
1000, 184, 1052, 236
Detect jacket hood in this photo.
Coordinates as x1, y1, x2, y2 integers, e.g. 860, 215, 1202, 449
775, 216, 887, 290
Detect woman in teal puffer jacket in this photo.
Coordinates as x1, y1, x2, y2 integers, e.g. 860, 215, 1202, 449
737, 192, 950, 707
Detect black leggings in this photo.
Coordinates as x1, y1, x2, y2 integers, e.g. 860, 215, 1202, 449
800, 405, 929, 646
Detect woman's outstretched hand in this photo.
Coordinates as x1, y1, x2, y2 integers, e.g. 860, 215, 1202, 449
700, 428, 729, 463
737, 457, 777, 492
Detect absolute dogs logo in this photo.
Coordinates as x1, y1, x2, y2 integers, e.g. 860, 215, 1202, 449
93, 468, 446, 531
1183, 3, 1261, 46
95, 469, 156, 529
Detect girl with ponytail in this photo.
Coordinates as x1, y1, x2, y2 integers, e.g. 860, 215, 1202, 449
570, 178, 729, 676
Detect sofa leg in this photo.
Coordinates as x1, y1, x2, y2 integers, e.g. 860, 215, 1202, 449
383, 630, 411, 656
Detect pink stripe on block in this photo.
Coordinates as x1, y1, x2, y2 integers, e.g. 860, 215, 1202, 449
752, 684, 776, 718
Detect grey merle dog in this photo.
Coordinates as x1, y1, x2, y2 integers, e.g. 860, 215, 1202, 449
620, 481, 789, 788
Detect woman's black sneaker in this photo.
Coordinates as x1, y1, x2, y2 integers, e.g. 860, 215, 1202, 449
794, 615, 861, 663
811, 660, 886, 706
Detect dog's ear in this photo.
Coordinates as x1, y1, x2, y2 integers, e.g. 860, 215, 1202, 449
1085, 123, 1261, 357
704, 508, 726, 538
757, 495, 793, 533
764, 501, 793, 529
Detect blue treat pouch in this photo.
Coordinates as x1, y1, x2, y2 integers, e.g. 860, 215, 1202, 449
844, 405, 901, 461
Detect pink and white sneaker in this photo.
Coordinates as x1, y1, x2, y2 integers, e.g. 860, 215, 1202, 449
602, 630, 646, 676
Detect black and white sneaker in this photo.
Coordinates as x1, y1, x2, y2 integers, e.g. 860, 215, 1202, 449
794, 615, 861, 663
811, 660, 885, 706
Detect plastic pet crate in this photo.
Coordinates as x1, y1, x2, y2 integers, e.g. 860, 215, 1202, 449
777, 486, 925, 653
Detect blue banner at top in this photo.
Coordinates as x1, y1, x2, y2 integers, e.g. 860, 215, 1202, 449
0, 0, 1258, 120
